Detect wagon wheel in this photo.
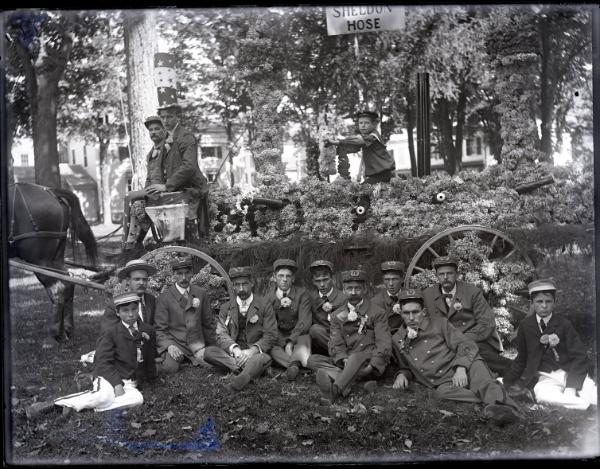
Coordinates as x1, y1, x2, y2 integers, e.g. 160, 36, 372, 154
140, 245, 235, 302
405, 225, 534, 321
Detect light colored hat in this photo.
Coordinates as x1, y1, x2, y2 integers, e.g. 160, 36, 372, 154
117, 259, 157, 281
113, 291, 141, 307
528, 279, 557, 295
144, 115, 163, 129
341, 269, 367, 283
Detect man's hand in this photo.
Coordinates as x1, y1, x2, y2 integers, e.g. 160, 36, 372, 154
284, 342, 294, 356
167, 344, 184, 361
393, 374, 409, 390
114, 384, 125, 397
146, 183, 167, 195
452, 366, 468, 388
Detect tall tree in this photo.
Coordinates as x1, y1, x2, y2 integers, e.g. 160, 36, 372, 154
123, 10, 157, 190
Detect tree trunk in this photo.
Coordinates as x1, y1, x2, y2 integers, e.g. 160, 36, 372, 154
405, 98, 417, 177
98, 140, 111, 224
436, 97, 456, 175
453, 87, 467, 173
123, 11, 157, 190
539, 17, 554, 162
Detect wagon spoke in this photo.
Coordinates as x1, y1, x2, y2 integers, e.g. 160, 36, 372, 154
427, 246, 441, 258
413, 266, 425, 272
490, 235, 498, 251
503, 248, 517, 260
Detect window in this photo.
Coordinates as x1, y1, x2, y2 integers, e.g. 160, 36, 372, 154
20, 154, 28, 166
72, 149, 76, 164
201, 146, 223, 159
466, 138, 473, 156
476, 137, 482, 155
83, 146, 88, 167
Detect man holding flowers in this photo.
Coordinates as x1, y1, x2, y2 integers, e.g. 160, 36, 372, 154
392, 289, 522, 426
505, 279, 597, 410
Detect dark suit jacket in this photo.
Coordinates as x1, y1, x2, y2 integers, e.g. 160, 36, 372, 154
215, 294, 278, 354
93, 321, 157, 388
155, 284, 216, 357
370, 288, 405, 333
329, 299, 392, 374
423, 281, 502, 352
309, 287, 347, 329
504, 313, 590, 390
102, 292, 156, 331
266, 285, 312, 347
145, 144, 168, 187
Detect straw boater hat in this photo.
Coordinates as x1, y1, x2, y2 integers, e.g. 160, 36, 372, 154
117, 259, 157, 281
527, 279, 557, 295
113, 291, 142, 307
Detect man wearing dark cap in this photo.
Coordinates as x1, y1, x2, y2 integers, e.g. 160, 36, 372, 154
27, 292, 157, 419
505, 280, 596, 410
266, 259, 312, 381
371, 261, 406, 335
423, 256, 511, 377
154, 258, 221, 373
145, 104, 209, 243
326, 110, 395, 184
392, 289, 522, 426
143, 115, 168, 190
204, 266, 278, 391
308, 260, 347, 354
308, 269, 392, 403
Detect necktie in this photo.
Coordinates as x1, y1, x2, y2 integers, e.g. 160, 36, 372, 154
183, 290, 189, 301
390, 295, 398, 302
539, 319, 547, 332
129, 326, 143, 363
322, 295, 329, 303
282, 291, 288, 298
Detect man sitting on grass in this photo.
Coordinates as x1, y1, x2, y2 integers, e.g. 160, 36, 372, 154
308, 269, 392, 403
204, 266, 278, 391
26, 292, 157, 419
392, 289, 522, 426
505, 279, 597, 410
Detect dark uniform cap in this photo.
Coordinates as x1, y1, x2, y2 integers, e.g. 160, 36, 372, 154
113, 291, 142, 307
309, 260, 334, 272
144, 115, 163, 129
117, 259, 157, 281
273, 259, 297, 272
229, 266, 253, 279
341, 269, 368, 283
528, 279, 557, 295
381, 261, 405, 273
171, 257, 193, 271
398, 288, 424, 303
355, 110, 379, 120
432, 256, 459, 270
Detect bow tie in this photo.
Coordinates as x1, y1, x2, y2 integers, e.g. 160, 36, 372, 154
443, 293, 453, 299
321, 295, 329, 302
390, 295, 398, 302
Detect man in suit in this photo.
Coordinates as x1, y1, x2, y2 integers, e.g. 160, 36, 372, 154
391, 289, 522, 426
505, 279, 597, 410
308, 269, 392, 403
155, 257, 221, 373
204, 266, 278, 391
102, 259, 158, 329
423, 256, 511, 376
308, 260, 346, 355
370, 261, 405, 335
145, 104, 210, 242
267, 259, 312, 381
27, 292, 157, 418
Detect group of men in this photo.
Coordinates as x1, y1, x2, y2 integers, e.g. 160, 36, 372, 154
27, 254, 597, 426
125, 105, 210, 247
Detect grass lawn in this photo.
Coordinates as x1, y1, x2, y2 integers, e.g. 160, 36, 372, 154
6, 266, 599, 464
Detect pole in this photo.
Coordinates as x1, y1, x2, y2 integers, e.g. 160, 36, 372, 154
416, 72, 431, 177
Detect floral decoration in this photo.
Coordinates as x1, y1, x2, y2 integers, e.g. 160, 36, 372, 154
280, 297, 292, 308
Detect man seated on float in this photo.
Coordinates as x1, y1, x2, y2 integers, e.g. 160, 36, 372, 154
370, 261, 406, 335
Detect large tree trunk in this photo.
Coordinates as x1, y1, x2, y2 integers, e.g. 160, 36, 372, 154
405, 98, 417, 177
453, 87, 467, 173
123, 11, 157, 190
539, 17, 554, 162
98, 140, 111, 224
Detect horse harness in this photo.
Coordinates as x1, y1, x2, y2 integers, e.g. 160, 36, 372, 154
9, 183, 68, 243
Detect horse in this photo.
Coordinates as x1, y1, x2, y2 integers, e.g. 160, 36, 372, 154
8, 182, 98, 344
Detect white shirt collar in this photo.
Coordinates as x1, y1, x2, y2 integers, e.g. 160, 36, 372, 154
236, 293, 254, 313
122, 321, 138, 332
320, 288, 334, 299
536, 313, 552, 326
175, 284, 190, 296
348, 299, 364, 311
276, 288, 291, 299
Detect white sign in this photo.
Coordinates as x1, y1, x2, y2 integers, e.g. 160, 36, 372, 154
325, 6, 405, 36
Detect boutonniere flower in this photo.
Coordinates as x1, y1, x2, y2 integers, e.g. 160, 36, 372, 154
347, 310, 358, 322
357, 314, 369, 335
322, 301, 333, 313
407, 327, 418, 340
192, 297, 201, 308
540, 333, 560, 361
392, 303, 401, 314
280, 297, 292, 308
453, 301, 463, 311
249, 314, 259, 324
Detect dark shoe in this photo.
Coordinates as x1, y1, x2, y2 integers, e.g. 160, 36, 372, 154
286, 361, 301, 381
75, 371, 93, 392
231, 373, 251, 391
484, 404, 522, 426
363, 380, 377, 394
316, 369, 338, 404
26, 401, 57, 420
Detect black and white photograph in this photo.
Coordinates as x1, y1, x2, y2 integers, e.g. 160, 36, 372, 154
2, 4, 599, 464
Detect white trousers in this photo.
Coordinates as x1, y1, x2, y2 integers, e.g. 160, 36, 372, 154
54, 376, 143, 412
534, 369, 597, 410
